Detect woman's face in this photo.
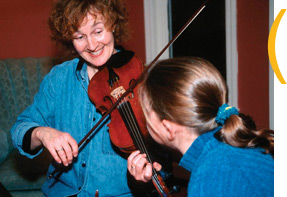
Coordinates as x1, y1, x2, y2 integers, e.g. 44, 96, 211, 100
72, 12, 115, 67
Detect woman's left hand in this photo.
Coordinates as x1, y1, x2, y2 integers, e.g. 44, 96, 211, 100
127, 150, 162, 182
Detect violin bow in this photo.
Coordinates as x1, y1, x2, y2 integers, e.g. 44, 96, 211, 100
49, 0, 210, 179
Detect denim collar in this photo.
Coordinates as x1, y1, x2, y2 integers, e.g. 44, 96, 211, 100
179, 126, 222, 172
75, 57, 87, 81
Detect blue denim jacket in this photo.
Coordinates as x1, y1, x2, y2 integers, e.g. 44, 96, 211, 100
11, 58, 134, 197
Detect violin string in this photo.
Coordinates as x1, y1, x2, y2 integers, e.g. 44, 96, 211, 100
119, 102, 164, 193
119, 98, 145, 151
118, 101, 164, 192
120, 101, 152, 162
117, 102, 163, 191
118, 99, 145, 153
120, 103, 166, 194
120, 101, 154, 164
118, 101, 146, 155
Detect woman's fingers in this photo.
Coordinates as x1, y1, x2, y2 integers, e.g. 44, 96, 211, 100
58, 133, 78, 166
51, 147, 62, 164
56, 147, 69, 166
35, 127, 78, 166
60, 134, 78, 166
69, 137, 78, 158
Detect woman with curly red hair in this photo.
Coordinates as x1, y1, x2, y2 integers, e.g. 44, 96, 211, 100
11, 0, 151, 196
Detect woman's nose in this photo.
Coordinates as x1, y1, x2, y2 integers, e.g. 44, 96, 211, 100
86, 37, 97, 51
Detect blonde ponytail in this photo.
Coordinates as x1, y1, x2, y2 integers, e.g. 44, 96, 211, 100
216, 113, 274, 156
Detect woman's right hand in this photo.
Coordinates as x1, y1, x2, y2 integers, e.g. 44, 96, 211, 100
31, 127, 78, 166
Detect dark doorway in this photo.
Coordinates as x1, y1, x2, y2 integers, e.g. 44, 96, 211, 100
169, 0, 226, 78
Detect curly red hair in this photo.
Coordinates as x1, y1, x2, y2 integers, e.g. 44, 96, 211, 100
48, 0, 129, 56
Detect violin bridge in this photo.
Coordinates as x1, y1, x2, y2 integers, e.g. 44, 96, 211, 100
110, 86, 126, 100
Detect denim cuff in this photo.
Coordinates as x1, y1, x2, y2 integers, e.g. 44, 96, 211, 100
22, 126, 40, 155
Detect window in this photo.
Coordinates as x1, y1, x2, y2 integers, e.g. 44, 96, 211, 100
144, 0, 237, 106
169, 0, 226, 78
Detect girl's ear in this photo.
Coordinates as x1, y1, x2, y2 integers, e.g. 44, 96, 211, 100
162, 119, 177, 141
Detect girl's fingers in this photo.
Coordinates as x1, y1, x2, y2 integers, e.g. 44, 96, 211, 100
143, 163, 153, 181
153, 162, 162, 172
128, 150, 140, 169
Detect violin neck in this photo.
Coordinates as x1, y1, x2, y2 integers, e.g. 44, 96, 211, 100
117, 101, 149, 155
117, 101, 171, 197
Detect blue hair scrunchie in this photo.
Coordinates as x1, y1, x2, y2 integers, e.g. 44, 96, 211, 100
215, 103, 239, 125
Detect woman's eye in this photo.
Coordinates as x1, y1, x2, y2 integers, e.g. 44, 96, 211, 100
95, 30, 103, 34
74, 36, 83, 40
73, 34, 84, 40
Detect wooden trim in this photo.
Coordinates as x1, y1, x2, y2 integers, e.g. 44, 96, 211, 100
225, 0, 238, 108
144, 0, 170, 63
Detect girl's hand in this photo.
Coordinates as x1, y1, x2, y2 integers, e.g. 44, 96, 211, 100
127, 150, 162, 182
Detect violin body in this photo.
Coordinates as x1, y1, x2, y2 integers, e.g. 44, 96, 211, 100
88, 53, 148, 152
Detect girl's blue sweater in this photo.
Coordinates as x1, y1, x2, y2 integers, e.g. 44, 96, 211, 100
179, 127, 274, 196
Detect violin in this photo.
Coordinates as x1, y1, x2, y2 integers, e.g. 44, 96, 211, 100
88, 49, 171, 196
88, 50, 148, 153
49, 1, 210, 196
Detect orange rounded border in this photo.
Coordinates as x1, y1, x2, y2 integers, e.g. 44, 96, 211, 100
268, 9, 286, 84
